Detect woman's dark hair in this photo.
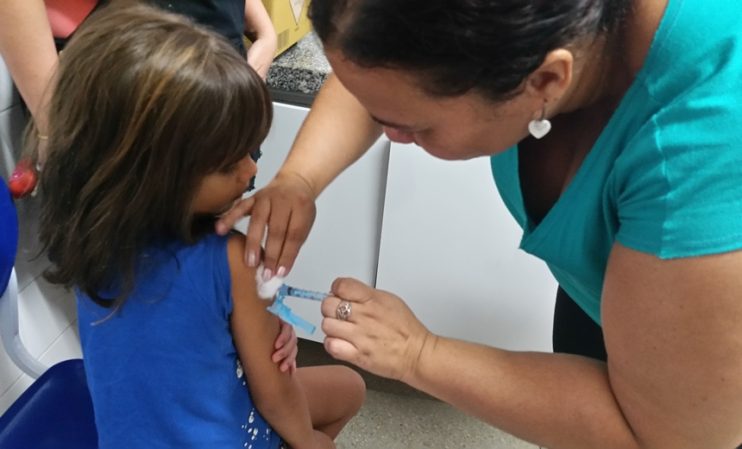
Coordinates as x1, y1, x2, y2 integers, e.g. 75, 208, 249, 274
37, 4, 272, 307
310, 0, 631, 101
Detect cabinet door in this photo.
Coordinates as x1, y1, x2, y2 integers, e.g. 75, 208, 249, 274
376, 143, 557, 351
236, 102, 390, 341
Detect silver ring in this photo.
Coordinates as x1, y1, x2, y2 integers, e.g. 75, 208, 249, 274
336, 301, 352, 321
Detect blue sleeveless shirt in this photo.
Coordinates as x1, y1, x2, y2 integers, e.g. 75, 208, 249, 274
77, 234, 283, 449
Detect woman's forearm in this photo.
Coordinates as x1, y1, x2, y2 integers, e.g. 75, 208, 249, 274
410, 336, 641, 449
0, 0, 57, 130
278, 74, 383, 198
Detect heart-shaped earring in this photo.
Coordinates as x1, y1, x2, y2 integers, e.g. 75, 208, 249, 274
528, 102, 551, 139
528, 118, 551, 139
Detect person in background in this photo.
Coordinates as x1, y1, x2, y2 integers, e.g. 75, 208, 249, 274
149, 0, 277, 78
36, 5, 364, 448
217, 0, 742, 448
0, 0, 277, 164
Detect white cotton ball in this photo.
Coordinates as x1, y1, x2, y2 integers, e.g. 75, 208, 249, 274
255, 265, 285, 300
258, 277, 284, 300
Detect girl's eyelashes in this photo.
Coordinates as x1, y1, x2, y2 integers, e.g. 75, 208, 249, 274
245, 178, 256, 192
249, 147, 262, 162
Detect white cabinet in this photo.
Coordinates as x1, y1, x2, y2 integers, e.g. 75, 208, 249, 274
375, 143, 557, 351
236, 102, 390, 341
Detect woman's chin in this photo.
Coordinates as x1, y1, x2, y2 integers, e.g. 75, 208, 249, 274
423, 147, 476, 161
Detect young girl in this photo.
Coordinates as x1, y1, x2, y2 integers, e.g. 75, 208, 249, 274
36, 5, 365, 449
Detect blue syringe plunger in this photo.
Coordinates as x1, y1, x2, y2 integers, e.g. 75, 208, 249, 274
277, 284, 328, 301
266, 296, 317, 334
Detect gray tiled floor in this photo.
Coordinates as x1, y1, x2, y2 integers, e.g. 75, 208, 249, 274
297, 340, 537, 449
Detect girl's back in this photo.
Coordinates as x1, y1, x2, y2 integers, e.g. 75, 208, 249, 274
78, 234, 282, 448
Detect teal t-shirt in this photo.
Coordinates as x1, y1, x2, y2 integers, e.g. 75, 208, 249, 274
490, 0, 742, 325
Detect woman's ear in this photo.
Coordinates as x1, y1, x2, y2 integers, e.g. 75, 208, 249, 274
524, 48, 574, 101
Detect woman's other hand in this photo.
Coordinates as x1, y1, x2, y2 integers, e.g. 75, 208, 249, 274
320, 278, 435, 383
272, 319, 298, 374
216, 171, 317, 276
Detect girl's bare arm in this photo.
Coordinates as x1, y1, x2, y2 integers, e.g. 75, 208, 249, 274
228, 234, 330, 449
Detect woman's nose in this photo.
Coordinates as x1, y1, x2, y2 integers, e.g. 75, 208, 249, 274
383, 127, 415, 144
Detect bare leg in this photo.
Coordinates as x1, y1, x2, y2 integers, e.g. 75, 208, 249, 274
295, 365, 366, 439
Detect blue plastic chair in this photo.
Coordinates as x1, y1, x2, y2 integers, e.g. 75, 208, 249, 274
0, 179, 98, 449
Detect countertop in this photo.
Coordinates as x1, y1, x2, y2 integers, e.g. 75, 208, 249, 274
266, 32, 330, 106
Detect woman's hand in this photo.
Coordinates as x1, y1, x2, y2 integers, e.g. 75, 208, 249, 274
272, 319, 298, 374
320, 278, 435, 383
216, 171, 317, 277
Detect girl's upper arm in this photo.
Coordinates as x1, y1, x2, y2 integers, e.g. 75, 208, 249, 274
226, 234, 313, 434
227, 234, 285, 393
228, 235, 322, 449
602, 243, 742, 449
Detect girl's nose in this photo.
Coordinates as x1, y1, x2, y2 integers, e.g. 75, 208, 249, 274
237, 156, 258, 184
383, 127, 415, 144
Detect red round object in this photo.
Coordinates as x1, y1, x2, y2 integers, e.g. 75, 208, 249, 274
8, 160, 38, 199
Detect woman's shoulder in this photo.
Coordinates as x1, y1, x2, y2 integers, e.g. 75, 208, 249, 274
611, 95, 742, 259
639, 0, 742, 102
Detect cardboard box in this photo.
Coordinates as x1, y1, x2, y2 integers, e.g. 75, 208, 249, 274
246, 0, 312, 56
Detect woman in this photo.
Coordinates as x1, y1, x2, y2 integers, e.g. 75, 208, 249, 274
218, 0, 742, 447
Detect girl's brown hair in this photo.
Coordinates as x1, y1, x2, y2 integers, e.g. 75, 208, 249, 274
37, 3, 273, 306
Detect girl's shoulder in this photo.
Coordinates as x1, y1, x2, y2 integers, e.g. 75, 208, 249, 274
224, 231, 258, 291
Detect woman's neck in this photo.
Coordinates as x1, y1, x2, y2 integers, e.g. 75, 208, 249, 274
556, 0, 670, 115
